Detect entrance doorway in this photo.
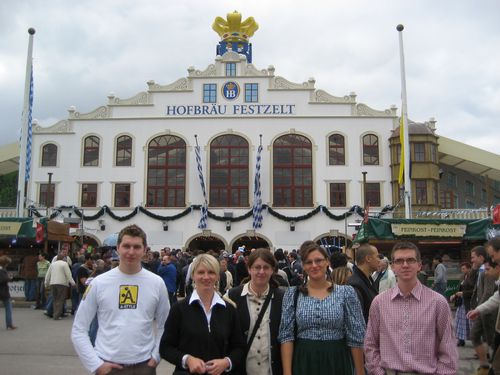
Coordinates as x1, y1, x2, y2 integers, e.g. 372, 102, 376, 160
231, 235, 271, 253
315, 235, 351, 256
186, 235, 226, 252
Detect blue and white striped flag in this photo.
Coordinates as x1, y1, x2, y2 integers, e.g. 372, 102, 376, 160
252, 144, 263, 229
195, 144, 208, 229
25, 67, 34, 182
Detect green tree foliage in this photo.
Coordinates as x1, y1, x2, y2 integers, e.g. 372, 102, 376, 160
0, 171, 18, 207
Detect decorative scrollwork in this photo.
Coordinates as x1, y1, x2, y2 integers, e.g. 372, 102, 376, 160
70, 106, 111, 120
313, 90, 353, 103
110, 91, 150, 105
33, 120, 73, 133
354, 103, 393, 117
147, 78, 191, 92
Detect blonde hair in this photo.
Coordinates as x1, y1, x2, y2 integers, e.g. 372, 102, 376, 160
330, 266, 352, 285
191, 254, 220, 279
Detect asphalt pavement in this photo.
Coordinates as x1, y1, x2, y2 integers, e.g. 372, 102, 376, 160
0, 301, 483, 375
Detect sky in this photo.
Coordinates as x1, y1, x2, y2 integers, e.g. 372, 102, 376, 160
1, 0, 499, 154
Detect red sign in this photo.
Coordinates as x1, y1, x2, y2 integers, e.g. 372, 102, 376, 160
493, 204, 500, 225
35, 222, 44, 243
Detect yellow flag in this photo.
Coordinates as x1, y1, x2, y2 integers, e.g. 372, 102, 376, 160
398, 116, 404, 185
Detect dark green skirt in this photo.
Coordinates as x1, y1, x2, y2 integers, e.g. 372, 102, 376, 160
292, 338, 354, 375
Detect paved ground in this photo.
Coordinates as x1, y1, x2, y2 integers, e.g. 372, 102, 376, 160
0, 301, 482, 374
0, 304, 175, 375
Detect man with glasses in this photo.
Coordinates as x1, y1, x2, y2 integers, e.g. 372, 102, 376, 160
364, 241, 458, 375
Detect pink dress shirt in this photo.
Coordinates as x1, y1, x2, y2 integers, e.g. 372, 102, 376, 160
364, 281, 458, 375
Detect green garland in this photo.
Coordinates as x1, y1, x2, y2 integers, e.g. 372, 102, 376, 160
28, 203, 394, 225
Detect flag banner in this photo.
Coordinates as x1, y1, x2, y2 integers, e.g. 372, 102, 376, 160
195, 144, 208, 229
252, 144, 263, 229
25, 67, 34, 182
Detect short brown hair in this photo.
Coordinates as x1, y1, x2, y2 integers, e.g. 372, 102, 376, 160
118, 224, 147, 247
246, 248, 280, 288
487, 236, 500, 252
248, 248, 277, 270
391, 241, 421, 262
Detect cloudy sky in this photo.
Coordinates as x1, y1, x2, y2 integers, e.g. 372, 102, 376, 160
1, 0, 499, 153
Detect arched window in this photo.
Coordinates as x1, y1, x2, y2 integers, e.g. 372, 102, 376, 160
147, 135, 186, 207
41, 143, 57, 167
115, 135, 132, 166
83, 136, 100, 166
209, 135, 249, 207
328, 134, 345, 165
273, 134, 313, 207
362, 134, 379, 165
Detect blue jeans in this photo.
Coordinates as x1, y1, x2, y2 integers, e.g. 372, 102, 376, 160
36, 278, 47, 308
24, 279, 37, 301
1, 298, 13, 328
433, 282, 447, 296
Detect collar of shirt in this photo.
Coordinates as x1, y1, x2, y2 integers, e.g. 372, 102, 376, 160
189, 289, 226, 309
242, 282, 270, 298
354, 264, 376, 285
391, 281, 423, 301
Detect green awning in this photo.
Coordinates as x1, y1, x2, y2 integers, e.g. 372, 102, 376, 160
354, 217, 495, 243
0, 217, 47, 238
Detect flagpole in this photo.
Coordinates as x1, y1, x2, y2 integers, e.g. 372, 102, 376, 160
17, 27, 36, 218
397, 24, 412, 219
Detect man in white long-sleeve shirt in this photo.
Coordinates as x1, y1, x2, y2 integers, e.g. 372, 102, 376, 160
71, 224, 170, 375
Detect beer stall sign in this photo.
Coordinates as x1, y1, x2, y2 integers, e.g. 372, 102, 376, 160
391, 223, 467, 238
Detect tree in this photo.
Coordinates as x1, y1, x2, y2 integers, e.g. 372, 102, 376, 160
0, 171, 18, 207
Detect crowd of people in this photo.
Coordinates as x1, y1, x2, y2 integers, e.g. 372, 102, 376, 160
1, 225, 500, 374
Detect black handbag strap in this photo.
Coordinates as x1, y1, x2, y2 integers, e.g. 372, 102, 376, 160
246, 289, 274, 352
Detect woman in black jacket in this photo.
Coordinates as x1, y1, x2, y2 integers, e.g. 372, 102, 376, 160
160, 254, 245, 374
227, 248, 285, 375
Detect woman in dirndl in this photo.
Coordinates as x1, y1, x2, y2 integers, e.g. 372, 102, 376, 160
450, 262, 473, 346
278, 241, 365, 375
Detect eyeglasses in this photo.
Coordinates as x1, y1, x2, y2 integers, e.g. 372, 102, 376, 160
392, 257, 418, 266
303, 258, 327, 266
250, 265, 273, 272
